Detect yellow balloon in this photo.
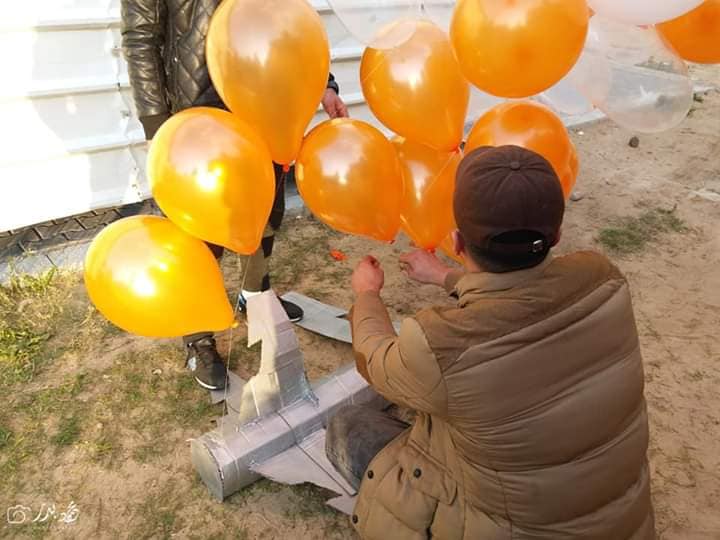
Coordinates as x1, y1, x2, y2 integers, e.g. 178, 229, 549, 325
296, 119, 402, 242
207, 0, 330, 165
361, 21, 470, 152
148, 107, 275, 255
84, 216, 234, 338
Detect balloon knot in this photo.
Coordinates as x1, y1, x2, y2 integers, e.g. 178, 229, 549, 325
282, 164, 290, 173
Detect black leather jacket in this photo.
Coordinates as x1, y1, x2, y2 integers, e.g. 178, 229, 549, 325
120, 0, 339, 139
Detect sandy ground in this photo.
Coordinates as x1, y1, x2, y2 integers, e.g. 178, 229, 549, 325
1, 76, 719, 539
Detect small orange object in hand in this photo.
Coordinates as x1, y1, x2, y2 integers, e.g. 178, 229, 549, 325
330, 250, 347, 261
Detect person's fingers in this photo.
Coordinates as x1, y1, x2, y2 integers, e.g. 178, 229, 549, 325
399, 252, 414, 264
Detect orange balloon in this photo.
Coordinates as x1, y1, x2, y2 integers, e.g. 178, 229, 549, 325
148, 108, 275, 255
207, 0, 330, 165
450, 0, 589, 98
393, 138, 462, 250
361, 21, 470, 151
296, 119, 402, 242
84, 216, 234, 338
658, 1, 720, 64
466, 101, 577, 199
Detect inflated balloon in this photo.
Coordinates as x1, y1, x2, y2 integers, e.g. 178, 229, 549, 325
538, 69, 594, 116
439, 226, 463, 264
466, 101, 577, 199
84, 216, 234, 338
296, 119, 402, 242
327, 1, 423, 49
393, 138, 461, 251
361, 21, 469, 152
148, 108, 275, 255
658, 1, 720, 64
563, 25, 613, 108
450, 0, 589, 98
579, 16, 694, 134
207, 0, 330, 165
560, 142, 580, 199
588, 0, 704, 25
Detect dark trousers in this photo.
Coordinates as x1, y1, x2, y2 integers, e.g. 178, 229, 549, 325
326, 405, 410, 490
183, 163, 288, 346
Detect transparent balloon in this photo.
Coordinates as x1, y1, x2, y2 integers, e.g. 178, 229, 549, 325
588, 0, 704, 25
327, 0, 425, 49
420, 0, 458, 34
577, 16, 694, 134
538, 68, 595, 117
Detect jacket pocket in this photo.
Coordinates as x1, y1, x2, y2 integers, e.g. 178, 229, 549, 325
360, 446, 457, 539
398, 444, 458, 505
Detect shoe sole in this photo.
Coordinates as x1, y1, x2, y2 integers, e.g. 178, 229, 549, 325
194, 376, 226, 391
241, 310, 303, 323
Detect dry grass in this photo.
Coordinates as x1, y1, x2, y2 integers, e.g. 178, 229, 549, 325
0, 222, 354, 538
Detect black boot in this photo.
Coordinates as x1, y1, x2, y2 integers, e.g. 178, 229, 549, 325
185, 337, 228, 391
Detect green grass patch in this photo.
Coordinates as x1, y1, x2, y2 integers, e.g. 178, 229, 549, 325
598, 207, 687, 255
0, 424, 12, 449
0, 325, 51, 386
0, 268, 89, 388
51, 414, 82, 447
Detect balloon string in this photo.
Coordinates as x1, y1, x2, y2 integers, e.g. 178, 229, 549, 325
220, 166, 286, 430
220, 258, 251, 433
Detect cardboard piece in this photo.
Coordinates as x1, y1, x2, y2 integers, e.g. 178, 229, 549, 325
192, 291, 386, 507
281, 291, 401, 344
251, 429, 356, 497
327, 495, 359, 516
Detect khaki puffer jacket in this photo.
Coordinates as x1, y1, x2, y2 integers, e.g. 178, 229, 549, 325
350, 252, 655, 539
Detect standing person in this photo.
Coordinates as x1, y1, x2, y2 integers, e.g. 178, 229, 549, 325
121, 0, 348, 390
327, 145, 655, 539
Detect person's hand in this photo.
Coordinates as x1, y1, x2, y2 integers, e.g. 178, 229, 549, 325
322, 89, 349, 119
399, 250, 452, 286
352, 256, 384, 295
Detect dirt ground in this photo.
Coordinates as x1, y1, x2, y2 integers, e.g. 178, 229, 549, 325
1, 73, 719, 539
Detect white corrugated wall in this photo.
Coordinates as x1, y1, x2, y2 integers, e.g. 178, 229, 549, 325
0, 0, 375, 233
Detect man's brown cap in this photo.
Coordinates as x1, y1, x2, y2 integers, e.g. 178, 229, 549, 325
454, 145, 565, 256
